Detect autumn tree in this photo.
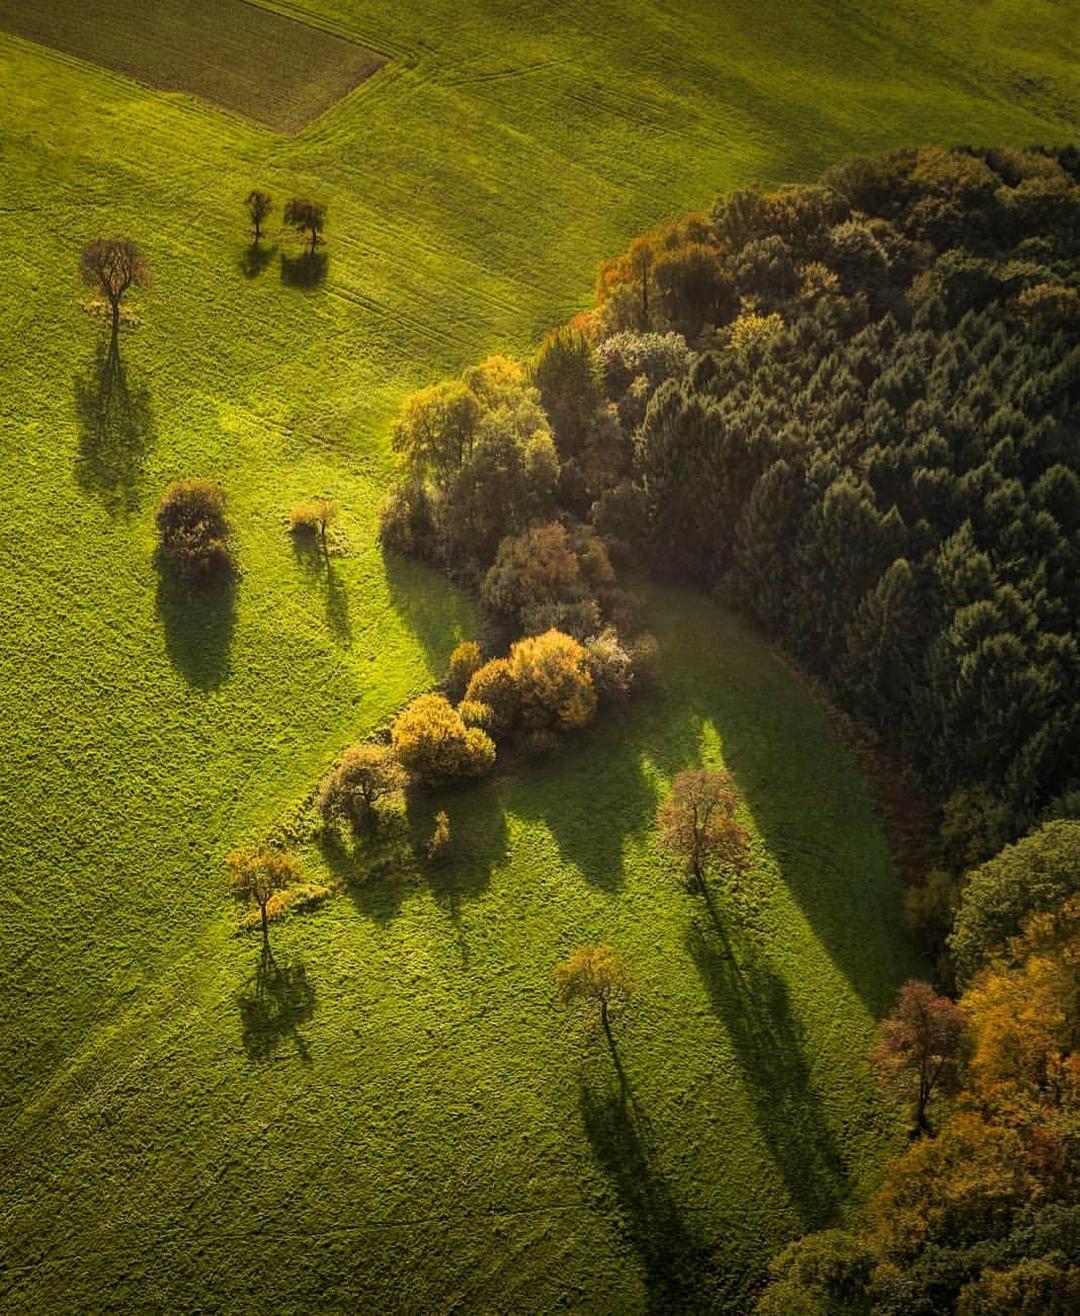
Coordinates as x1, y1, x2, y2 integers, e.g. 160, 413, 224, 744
227, 846, 301, 942
391, 693, 495, 784
317, 743, 407, 833
657, 768, 749, 891
508, 629, 596, 732
79, 237, 150, 350
871, 979, 966, 1135
555, 944, 629, 1034
289, 496, 340, 550
446, 640, 482, 700
284, 197, 326, 253
390, 379, 480, 486
463, 657, 520, 732
245, 189, 272, 243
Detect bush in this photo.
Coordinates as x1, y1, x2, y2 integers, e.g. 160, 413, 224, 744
508, 629, 596, 731
464, 658, 520, 732
585, 627, 634, 702
446, 641, 482, 698
317, 743, 407, 832
391, 693, 495, 784
155, 479, 233, 580
456, 699, 493, 730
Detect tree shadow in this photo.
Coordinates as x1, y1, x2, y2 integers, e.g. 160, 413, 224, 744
73, 340, 155, 515
237, 940, 316, 1063
580, 1034, 704, 1312
641, 584, 923, 1014
280, 250, 328, 289
239, 241, 276, 279
688, 919, 849, 1229
504, 718, 663, 893
291, 531, 351, 647
154, 557, 237, 690
381, 546, 481, 673
416, 777, 510, 964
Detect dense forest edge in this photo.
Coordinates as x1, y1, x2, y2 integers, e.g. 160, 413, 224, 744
373, 144, 1080, 1312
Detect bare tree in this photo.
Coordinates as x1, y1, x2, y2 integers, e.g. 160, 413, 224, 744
79, 238, 150, 351
246, 189, 272, 244
284, 197, 327, 253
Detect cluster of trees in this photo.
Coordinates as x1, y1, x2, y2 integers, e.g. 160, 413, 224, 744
245, 190, 327, 251
385, 144, 1080, 905
759, 824, 1080, 1313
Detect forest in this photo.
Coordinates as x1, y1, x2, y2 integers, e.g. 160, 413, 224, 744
381, 144, 1080, 1311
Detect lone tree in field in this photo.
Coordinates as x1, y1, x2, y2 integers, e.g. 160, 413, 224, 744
657, 767, 749, 891
555, 944, 629, 1035
79, 238, 150, 351
284, 197, 326, 253
227, 846, 301, 942
317, 742, 407, 834
289, 496, 340, 552
871, 979, 966, 1136
245, 189, 272, 244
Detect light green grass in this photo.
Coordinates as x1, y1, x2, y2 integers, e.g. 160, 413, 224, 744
0, 1, 1076, 1309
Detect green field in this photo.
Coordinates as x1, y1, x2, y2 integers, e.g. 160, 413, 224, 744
1, 1, 1077, 1310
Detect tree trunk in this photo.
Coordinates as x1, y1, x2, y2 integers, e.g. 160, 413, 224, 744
260, 902, 269, 943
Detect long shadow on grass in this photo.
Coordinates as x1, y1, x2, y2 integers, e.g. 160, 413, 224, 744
291, 530, 351, 647
647, 588, 918, 1015
581, 1034, 704, 1312
155, 558, 237, 690
73, 340, 155, 515
318, 779, 509, 933
382, 547, 481, 672
689, 918, 849, 1229
238, 941, 316, 1063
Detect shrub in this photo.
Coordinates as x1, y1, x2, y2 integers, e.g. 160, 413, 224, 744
585, 627, 634, 702
464, 658, 520, 732
508, 629, 596, 732
317, 743, 407, 832
446, 640, 482, 698
391, 693, 495, 784
155, 479, 233, 580
456, 699, 493, 730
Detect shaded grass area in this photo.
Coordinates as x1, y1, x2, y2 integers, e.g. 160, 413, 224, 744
1, 588, 920, 1311
0, 0, 384, 131
0, 0, 1077, 1308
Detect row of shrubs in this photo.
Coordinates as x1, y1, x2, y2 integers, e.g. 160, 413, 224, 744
317, 623, 657, 840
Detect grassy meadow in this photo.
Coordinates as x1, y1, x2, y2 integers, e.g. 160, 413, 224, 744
1, 0, 1077, 1309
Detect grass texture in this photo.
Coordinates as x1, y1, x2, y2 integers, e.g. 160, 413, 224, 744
0, 0, 1077, 1309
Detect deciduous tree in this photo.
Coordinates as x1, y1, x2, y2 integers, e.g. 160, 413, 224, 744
871, 979, 966, 1134
555, 944, 628, 1033
79, 237, 150, 350
284, 197, 326, 253
391, 693, 495, 784
657, 768, 749, 890
227, 846, 300, 942
317, 743, 407, 832
245, 189, 272, 243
